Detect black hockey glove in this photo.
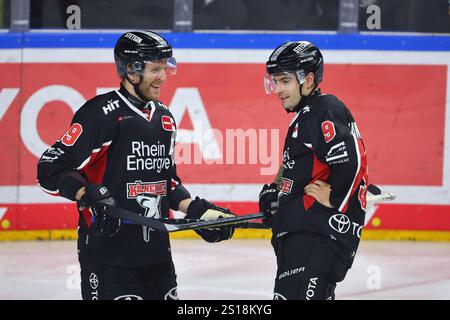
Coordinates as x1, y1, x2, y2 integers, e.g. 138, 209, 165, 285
259, 183, 279, 227
78, 184, 121, 237
186, 197, 235, 243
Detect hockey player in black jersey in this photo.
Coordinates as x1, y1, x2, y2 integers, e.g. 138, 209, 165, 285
259, 41, 368, 300
37, 31, 235, 300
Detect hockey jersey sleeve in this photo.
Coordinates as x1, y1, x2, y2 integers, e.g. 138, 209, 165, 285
37, 101, 115, 201
168, 163, 191, 211
304, 106, 367, 213
164, 115, 191, 211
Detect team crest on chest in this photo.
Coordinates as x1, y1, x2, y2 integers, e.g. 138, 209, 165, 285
161, 116, 176, 131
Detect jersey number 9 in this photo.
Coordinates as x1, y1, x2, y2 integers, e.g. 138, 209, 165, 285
60, 123, 83, 146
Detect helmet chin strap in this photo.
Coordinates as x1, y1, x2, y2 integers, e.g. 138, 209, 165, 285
288, 81, 319, 113
300, 80, 318, 99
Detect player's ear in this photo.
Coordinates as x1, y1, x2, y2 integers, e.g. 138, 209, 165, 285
307, 72, 315, 88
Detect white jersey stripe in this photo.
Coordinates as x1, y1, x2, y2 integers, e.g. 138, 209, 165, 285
76, 140, 112, 170
37, 183, 58, 196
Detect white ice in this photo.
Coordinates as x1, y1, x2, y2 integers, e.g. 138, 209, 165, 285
0, 239, 449, 300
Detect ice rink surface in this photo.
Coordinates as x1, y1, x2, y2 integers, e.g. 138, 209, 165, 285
0, 239, 449, 300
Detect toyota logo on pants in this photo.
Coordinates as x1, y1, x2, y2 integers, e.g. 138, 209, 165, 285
328, 214, 351, 233
89, 273, 99, 290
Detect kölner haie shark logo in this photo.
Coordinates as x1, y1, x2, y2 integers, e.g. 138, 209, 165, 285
136, 193, 162, 242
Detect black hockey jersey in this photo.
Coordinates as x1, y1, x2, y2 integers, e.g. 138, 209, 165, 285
37, 86, 190, 267
273, 90, 368, 267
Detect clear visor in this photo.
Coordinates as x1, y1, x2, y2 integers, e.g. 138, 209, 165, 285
142, 56, 177, 76
263, 71, 305, 94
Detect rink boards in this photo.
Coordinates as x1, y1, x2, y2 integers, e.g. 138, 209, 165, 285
0, 33, 449, 240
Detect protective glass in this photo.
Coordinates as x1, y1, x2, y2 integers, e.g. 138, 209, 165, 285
263, 70, 305, 94
142, 56, 177, 76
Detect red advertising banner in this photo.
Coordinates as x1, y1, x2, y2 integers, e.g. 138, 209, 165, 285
0, 50, 449, 232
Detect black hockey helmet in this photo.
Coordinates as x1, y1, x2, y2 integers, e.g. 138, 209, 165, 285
264, 41, 323, 94
114, 30, 176, 76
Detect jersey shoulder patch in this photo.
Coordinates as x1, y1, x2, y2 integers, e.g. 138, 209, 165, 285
63, 92, 119, 147
77, 91, 122, 119
303, 94, 345, 144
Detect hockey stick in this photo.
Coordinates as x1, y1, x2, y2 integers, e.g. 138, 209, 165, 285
106, 191, 395, 232
367, 192, 396, 203
107, 206, 265, 233
108, 164, 392, 232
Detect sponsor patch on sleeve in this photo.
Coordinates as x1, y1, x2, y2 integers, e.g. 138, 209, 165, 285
280, 178, 293, 195
325, 141, 348, 164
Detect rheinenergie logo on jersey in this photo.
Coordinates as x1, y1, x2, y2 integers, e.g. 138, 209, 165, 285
127, 140, 171, 173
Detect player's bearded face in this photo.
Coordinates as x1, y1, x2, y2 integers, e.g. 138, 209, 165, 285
139, 60, 170, 100
273, 73, 301, 111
